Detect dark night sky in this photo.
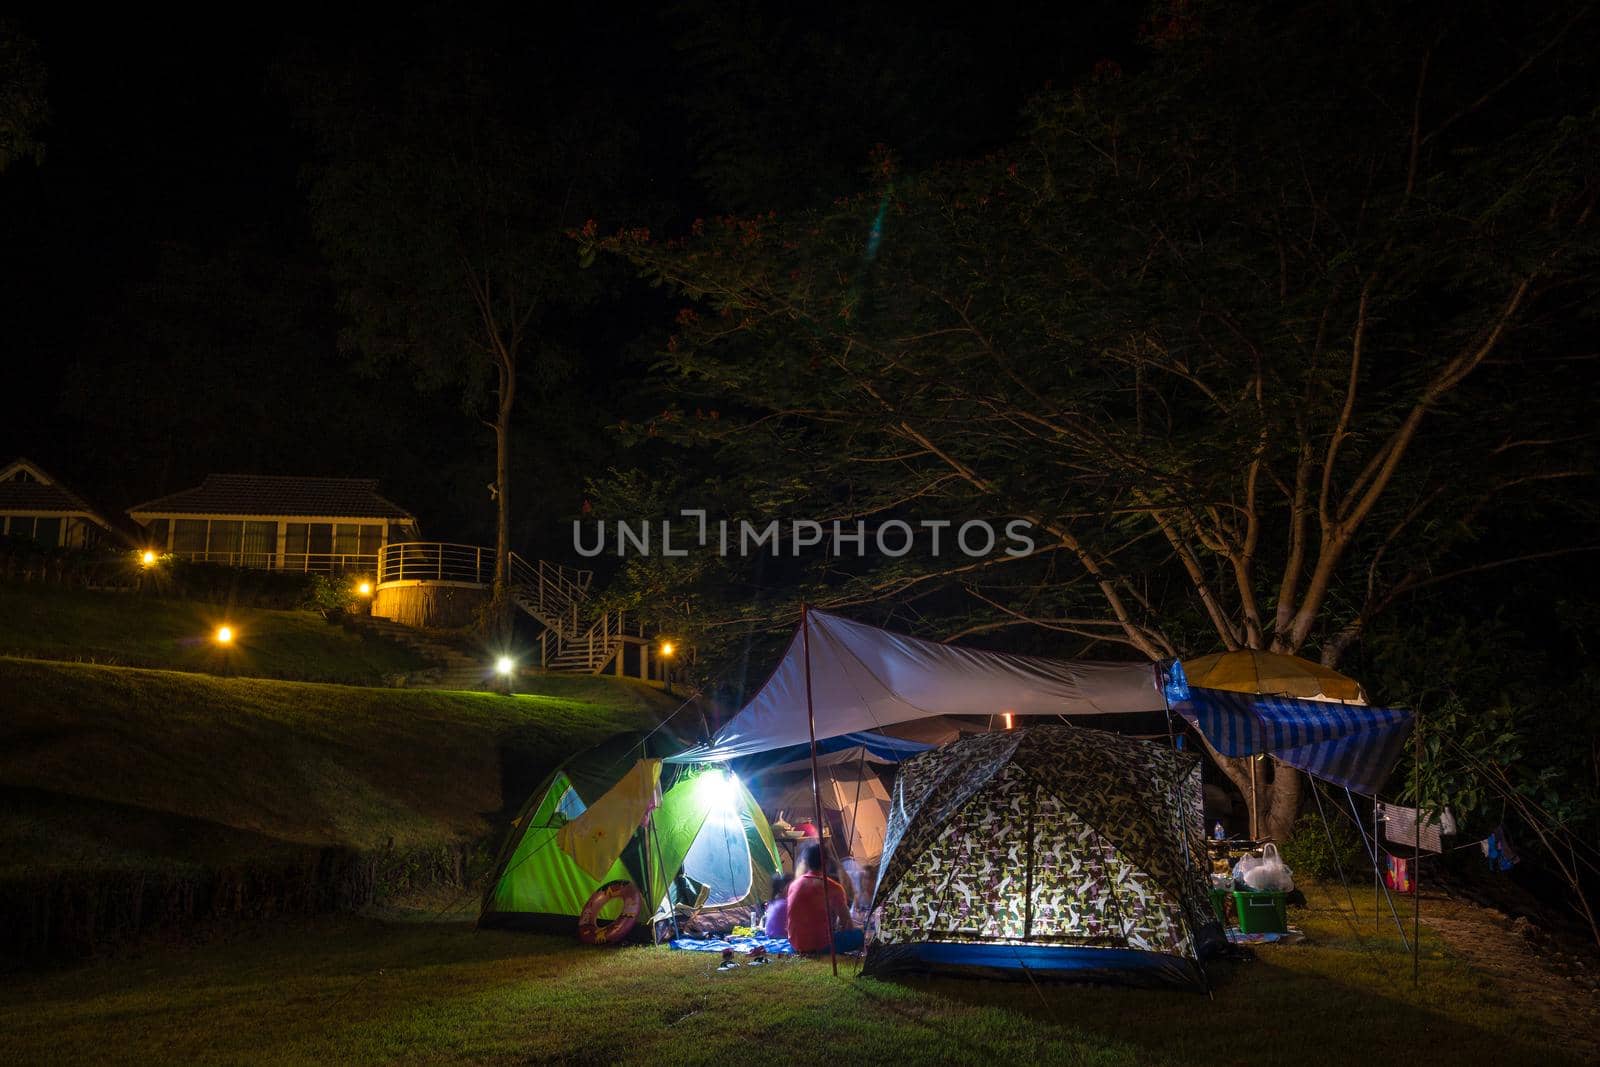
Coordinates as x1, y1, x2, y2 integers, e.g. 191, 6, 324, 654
0, 4, 1136, 544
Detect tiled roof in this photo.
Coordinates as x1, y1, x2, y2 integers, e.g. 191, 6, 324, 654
0, 458, 106, 519
128, 474, 416, 520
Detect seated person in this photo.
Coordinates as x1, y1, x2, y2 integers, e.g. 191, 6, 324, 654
764, 872, 793, 938
785, 842, 854, 954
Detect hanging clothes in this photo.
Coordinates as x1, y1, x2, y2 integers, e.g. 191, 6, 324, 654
1383, 853, 1415, 893
1377, 802, 1445, 854
1481, 826, 1521, 872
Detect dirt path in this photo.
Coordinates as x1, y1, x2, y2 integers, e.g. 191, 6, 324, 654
1420, 888, 1600, 1061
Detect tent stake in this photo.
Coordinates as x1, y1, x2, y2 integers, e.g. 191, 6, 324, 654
801, 603, 839, 977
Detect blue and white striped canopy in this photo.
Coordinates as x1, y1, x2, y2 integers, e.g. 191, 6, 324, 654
1171, 686, 1412, 795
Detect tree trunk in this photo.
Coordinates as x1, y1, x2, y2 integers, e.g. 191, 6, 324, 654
1201, 738, 1303, 843
487, 371, 514, 642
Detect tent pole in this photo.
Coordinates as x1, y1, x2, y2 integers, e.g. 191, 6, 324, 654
1309, 781, 1361, 932
1347, 787, 1409, 950
1249, 756, 1258, 841
1412, 712, 1422, 986
801, 603, 839, 977
1373, 793, 1380, 933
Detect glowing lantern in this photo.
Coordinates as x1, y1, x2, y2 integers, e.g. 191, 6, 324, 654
495, 656, 514, 676
357, 581, 372, 596
140, 550, 158, 567
215, 625, 234, 645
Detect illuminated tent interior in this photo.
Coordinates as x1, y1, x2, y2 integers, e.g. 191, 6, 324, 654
865, 725, 1223, 988
479, 731, 781, 938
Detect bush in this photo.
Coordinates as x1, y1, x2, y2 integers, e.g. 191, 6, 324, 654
300, 573, 363, 614
1279, 812, 1367, 881
164, 561, 324, 610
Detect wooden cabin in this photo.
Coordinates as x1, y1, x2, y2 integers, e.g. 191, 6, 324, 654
0, 458, 115, 549
128, 474, 419, 573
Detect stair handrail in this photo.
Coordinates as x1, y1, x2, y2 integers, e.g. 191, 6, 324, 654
545, 607, 635, 672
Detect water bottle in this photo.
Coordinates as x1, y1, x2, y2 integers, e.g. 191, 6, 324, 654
1213, 821, 1226, 841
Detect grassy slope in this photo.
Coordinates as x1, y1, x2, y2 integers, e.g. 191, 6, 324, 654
0, 585, 427, 684
0, 657, 676, 879
0, 895, 1579, 1067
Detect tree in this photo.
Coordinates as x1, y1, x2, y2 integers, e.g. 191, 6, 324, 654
593, 1, 1600, 839
284, 42, 622, 631
0, 19, 47, 174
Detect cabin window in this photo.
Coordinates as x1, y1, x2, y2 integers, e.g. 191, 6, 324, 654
335, 523, 360, 558
173, 519, 208, 555
31, 517, 61, 548
358, 524, 383, 556
208, 520, 243, 559
242, 521, 276, 568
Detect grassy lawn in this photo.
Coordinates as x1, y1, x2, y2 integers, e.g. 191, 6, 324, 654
0, 658, 675, 879
0, 585, 427, 684
0, 891, 1571, 1067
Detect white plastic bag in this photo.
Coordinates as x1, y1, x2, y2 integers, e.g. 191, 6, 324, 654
1243, 843, 1294, 892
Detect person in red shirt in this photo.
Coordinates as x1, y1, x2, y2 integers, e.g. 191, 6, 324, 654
785, 842, 854, 953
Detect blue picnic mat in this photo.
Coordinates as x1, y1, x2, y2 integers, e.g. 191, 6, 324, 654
669, 933, 794, 955
1226, 929, 1304, 945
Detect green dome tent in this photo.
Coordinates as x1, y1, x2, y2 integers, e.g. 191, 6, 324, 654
480, 733, 782, 938
865, 724, 1223, 989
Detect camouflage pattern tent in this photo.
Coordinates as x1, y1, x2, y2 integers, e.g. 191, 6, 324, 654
865, 724, 1224, 989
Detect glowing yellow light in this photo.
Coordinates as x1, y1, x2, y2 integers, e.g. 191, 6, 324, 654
659, 642, 675, 657
1002, 712, 1014, 730
215, 625, 234, 645
495, 656, 514, 676
141, 550, 157, 567
357, 581, 372, 596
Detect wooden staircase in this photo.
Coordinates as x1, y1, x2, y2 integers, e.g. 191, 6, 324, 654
370, 542, 662, 678
507, 553, 650, 676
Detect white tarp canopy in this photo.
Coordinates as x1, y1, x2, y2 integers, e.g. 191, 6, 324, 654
669, 609, 1165, 762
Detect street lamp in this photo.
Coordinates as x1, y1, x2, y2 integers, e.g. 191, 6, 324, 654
658, 640, 676, 695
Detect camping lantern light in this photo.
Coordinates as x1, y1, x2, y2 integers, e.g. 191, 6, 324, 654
1002, 712, 1014, 730
215, 625, 234, 645
495, 655, 514, 677
699, 768, 742, 821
